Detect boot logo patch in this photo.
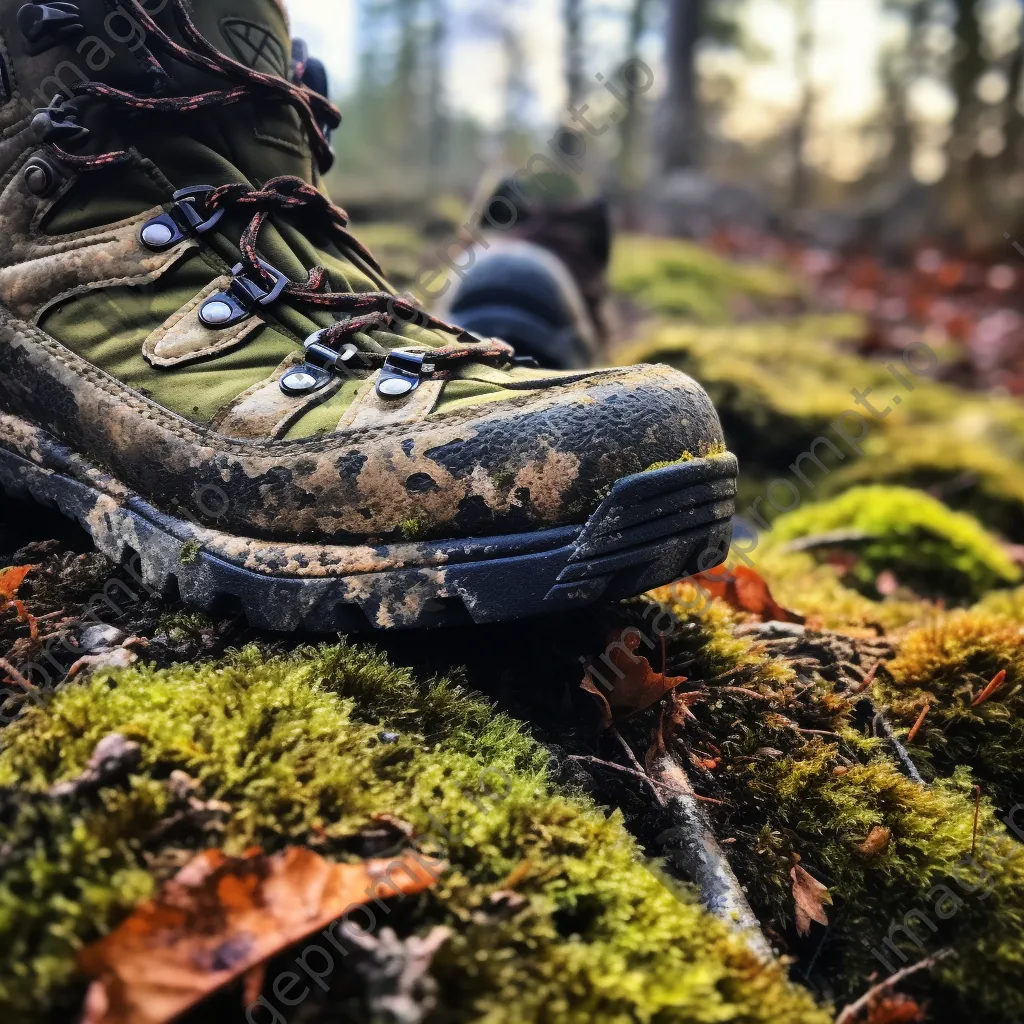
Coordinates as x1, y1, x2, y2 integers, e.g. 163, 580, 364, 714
221, 19, 287, 77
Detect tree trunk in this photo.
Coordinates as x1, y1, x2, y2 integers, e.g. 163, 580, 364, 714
789, 0, 814, 211
616, 0, 654, 222
946, 0, 986, 231
564, 0, 585, 110
660, 0, 703, 173
425, 0, 449, 193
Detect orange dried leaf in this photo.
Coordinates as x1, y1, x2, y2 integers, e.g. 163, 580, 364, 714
865, 995, 926, 1024
790, 854, 832, 936
693, 564, 805, 624
79, 846, 444, 1024
582, 629, 688, 728
0, 564, 36, 602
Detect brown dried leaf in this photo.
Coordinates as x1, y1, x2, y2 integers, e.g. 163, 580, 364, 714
790, 854, 832, 936
857, 826, 892, 858
581, 629, 688, 728
79, 846, 444, 1024
693, 564, 805, 624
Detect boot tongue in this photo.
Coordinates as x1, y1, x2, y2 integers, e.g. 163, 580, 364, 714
175, 0, 293, 87
149, 0, 312, 186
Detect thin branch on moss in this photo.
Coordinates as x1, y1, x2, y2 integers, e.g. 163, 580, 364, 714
971, 669, 1008, 708
650, 751, 774, 962
847, 662, 878, 696
568, 755, 723, 804
0, 657, 36, 692
835, 948, 955, 1024
611, 727, 666, 808
906, 704, 930, 744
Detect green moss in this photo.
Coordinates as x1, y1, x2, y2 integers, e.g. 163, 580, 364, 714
611, 237, 803, 322
649, 590, 1024, 1023
399, 518, 423, 540
646, 451, 695, 473
0, 645, 826, 1024
767, 486, 1021, 603
622, 318, 1024, 539
750, 546, 928, 633
878, 610, 1024, 812
178, 540, 202, 565
823, 423, 1024, 542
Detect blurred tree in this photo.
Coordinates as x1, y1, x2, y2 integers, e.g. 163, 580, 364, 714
880, 0, 932, 181
789, 0, 814, 210
425, 0, 450, 190
565, 0, 586, 109
947, 0, 984, 185
660, 0, 703, 171
616, 0, 655, 197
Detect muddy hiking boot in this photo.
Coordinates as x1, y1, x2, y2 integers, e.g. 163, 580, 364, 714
440, 171, 612, 370
0, 0, 737, 631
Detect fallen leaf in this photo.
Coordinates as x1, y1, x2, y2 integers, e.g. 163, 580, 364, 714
865, 995, 926, 1024
693, 564, 805, 624
581, 629, 688, 727
857, 826, 892, 858
0, 564, 39, 638
790, 853, 832, 936
79, 846, 445, 1024
0, 564, 35, 601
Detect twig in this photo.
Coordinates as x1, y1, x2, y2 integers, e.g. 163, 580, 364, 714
905, 703, 930, 744
720, 686, 774, 701
865, 700, 926, 785
780, 529, 875, 554
971, 669, 1007, 708
835, 948, 955, 1024
972, 785, 982, 855
611, 727, 665, 808
847, 662, 879, 696
650, 751, 774, 962
0, 657, 36, 692
567, 756, 723, 804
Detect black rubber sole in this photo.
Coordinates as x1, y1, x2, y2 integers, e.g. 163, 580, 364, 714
0, 440, 736, 631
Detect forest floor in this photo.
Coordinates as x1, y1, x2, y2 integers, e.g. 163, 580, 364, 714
3, 231, 1024, 1024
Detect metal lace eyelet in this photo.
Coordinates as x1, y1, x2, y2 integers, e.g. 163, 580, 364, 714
280, 364, 333, 396
199, 261, 290, 331
376, 350, 431, 400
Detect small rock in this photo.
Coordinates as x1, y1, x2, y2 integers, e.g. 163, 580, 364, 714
76, 624, 127, 655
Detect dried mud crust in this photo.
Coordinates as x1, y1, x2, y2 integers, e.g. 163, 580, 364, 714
0, 419, 736, 630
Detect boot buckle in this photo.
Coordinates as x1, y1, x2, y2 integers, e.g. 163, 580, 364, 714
377, 350, 434, 399
279, 332, 359, 397
199, 260, 289, 330
140, 186, 226, 252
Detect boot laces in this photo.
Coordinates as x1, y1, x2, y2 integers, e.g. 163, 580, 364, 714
39, 0, 516, 373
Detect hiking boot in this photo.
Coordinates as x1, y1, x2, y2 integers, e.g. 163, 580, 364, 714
440, 238, 600, 370
0, 0, 737, 630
